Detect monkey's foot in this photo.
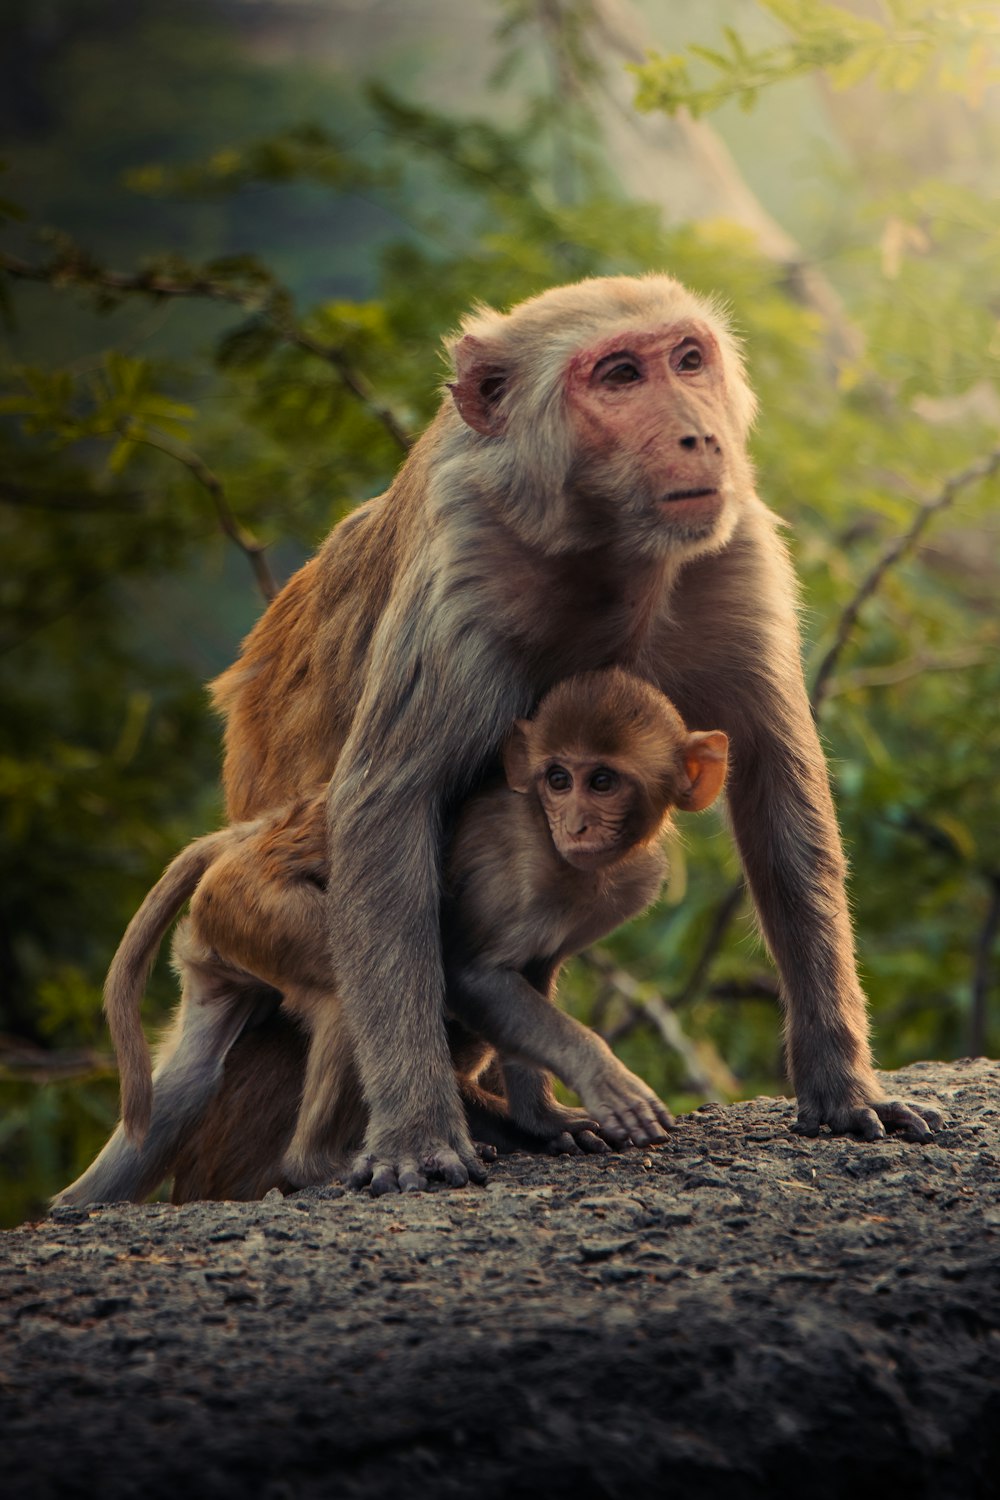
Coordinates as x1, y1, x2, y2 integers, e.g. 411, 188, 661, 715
281, 1145, 341, 1190
582, 1067, 675, 1149
512, 1103, 609, 1156
348, 1142, 489, 1196
792, 1097, 944, 1143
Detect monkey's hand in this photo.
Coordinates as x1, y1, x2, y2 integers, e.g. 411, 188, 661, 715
348, 1136, 489, 1197
577, 1054, 675, 1149
792, 1093, 943, 1143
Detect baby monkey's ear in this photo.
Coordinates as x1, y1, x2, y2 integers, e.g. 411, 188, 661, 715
502, 720, 534, 794
678, 730, 729, 812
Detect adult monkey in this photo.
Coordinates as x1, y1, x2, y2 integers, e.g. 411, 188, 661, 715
210, 274, 937, 1194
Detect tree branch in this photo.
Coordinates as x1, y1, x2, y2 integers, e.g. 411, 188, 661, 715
129, 428, 277, 603
822, 646, 989, 698
0, 1034, 114, 1083
810, 448, 1000, 717
0, 249, 412, 455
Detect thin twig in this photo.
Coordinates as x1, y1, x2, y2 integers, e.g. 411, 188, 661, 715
132, 428, 278, 603
0, 1035, 114, 1083
810, 447, 1000, 717
823, 645, 989, 697
1, 249, 412, 454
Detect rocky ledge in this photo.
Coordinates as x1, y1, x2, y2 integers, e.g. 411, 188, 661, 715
2, 1058, 998, 1499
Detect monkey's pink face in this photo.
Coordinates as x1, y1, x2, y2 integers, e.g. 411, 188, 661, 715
564, 321, 738, 547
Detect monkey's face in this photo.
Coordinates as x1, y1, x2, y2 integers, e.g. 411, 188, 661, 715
563, 320, 747, 558
537, 757, 645, 870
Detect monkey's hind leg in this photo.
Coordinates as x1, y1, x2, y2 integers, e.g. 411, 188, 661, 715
280, 992, 367, 1189
53, 923, 277, 1208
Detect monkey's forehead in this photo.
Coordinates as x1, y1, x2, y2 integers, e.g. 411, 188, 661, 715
449, 274, 732, 357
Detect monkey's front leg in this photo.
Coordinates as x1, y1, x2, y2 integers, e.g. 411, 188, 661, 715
451, 964, 673, 1148
659, 514, 942, 1143
326, 774, 487, 1195
724, 690, 943, 1142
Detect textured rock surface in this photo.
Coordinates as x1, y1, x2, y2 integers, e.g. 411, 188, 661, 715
2, 1059, 999, 1499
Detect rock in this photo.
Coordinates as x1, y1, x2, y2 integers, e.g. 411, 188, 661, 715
1, 1061, 998, 1499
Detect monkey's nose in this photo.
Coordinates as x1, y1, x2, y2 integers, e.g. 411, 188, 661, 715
678, 433, 717, 451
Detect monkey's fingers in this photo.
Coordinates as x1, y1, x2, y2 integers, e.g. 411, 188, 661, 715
475, 1142, 499, 1163
617, 1104, 672, 1148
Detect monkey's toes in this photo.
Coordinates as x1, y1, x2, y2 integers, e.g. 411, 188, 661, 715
792, 1106, 885, 1141
421, 1152, 469, 1188
872, 1098, 942, 1141
572, 1128, 609, 1154
793, 1096, 942, 1143
545, 1131, 584, 1156
422, 1146, 488, 1188
348, 1153, 411, 1195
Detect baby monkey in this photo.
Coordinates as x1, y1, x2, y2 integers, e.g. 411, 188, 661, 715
55, 668, 727, 1205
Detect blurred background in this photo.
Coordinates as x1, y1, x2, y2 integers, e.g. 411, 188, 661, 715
1, 0, 998, 1226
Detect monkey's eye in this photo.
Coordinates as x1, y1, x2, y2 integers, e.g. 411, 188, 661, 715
595, 355, 643, 387
588, 768, 619, 794
674, 344, 704, 373
546, 766, 572, 792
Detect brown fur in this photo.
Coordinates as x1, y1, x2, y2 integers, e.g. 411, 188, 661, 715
57, 669, 720, 1204
62, 273, 940, 1207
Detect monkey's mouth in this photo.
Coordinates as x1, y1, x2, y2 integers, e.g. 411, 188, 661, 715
661, 487, 719, 505
560, 843, 620, 870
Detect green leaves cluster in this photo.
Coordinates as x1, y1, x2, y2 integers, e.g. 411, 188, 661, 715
633, 2, 1000, 117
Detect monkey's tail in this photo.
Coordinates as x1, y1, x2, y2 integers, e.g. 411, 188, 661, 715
104, 829, 235, 1145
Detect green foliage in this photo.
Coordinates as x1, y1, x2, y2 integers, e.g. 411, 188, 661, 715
1, 0, 998, 1222
632, 3, 1000, 118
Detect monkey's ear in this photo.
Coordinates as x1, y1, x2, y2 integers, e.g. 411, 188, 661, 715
502, 721, 534, 793
679, 730, 729, 812
448, 335, 509, 437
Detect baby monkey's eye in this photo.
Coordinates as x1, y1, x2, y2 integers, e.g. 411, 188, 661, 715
546, 766, 572, 792
589, 768, 619, 793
